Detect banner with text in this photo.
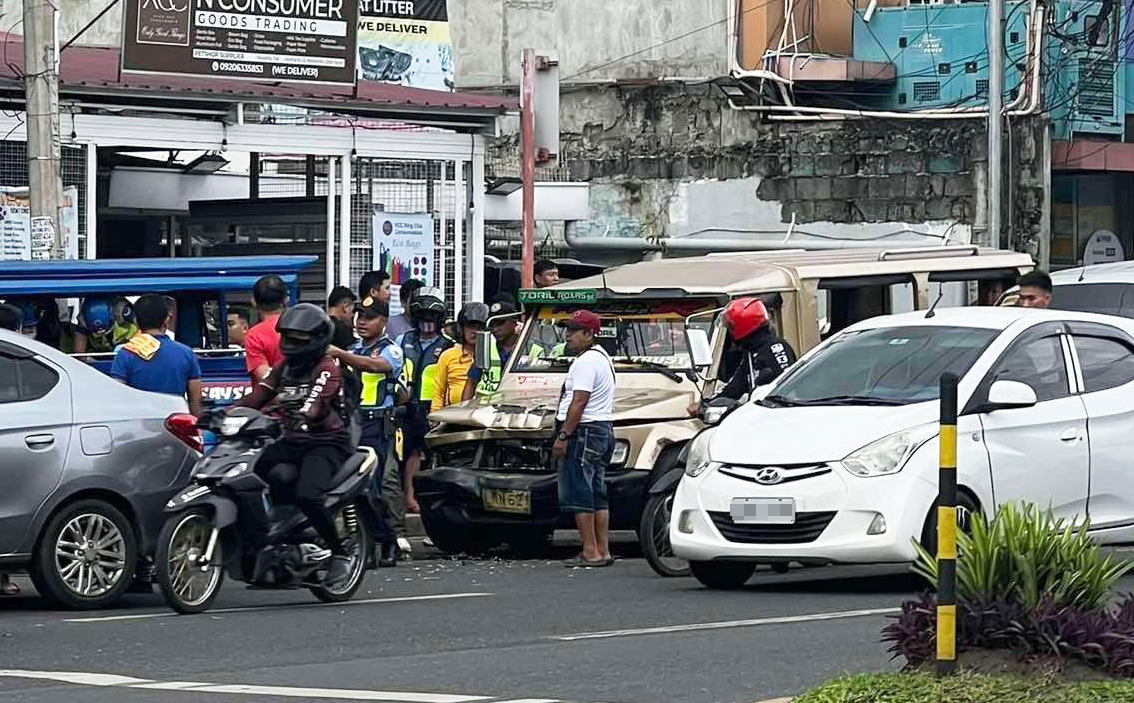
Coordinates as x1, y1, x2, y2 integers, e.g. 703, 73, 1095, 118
122, 0, 359, 85
373, 210, 434, 315
357, 0, 453, 91
0, 187, 80, 260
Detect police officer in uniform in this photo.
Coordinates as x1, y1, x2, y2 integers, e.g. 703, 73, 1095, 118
330, 296, 404, 567
395, 287, 453, 515
463, 298, 522, 401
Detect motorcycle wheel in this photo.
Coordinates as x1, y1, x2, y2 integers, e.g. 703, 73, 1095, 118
156, 509, 225, 615
309, 506, 371, 604
638, 491, 690, 578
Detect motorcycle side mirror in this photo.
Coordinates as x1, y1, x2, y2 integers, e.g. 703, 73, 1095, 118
686, 328, 713, 369
474, 331, 493, 371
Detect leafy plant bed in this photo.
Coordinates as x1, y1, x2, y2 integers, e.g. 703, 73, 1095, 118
792, 671, 1134, 703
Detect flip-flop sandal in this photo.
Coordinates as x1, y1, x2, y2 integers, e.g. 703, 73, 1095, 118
0, 581, 19, 596
564, 556, 610, 568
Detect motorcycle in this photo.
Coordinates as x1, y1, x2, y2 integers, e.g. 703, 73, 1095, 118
155, 407, 380, 614
641, 396, 740, 578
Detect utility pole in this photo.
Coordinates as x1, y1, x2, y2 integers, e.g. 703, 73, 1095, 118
24, 0, 63, 259
987, 0, 1003, 250
520, 48, 536, 289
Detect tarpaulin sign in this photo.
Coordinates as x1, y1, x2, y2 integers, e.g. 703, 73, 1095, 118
357, 0, 453, 90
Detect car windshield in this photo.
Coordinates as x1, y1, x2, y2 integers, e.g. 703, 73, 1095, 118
512, 300, 718, 373
765, 325, 999, 406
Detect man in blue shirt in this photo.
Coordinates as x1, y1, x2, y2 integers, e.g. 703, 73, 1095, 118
110, 294, 202, 417
330, 296, 404, 566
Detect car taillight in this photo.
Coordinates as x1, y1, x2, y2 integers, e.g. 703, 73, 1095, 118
165, 414, 203, 453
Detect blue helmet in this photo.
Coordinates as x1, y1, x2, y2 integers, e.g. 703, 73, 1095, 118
81, 298, 114, 334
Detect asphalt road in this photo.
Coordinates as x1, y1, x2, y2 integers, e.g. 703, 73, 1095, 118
4, 542, 1133, 703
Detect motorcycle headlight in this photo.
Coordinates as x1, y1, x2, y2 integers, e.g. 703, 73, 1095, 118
223, 462, 249, 478
610, 440, 630, 468
841, 423, 938, 478
220, 416, 250, 437
685, 428, 720, 478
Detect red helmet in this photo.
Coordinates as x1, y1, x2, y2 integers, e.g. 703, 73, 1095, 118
723, 298, 769, 340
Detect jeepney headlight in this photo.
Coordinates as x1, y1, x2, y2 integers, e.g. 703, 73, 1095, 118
610, 440, 630, 468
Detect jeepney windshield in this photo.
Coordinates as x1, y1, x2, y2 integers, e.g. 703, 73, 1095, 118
512, 299, 718, 373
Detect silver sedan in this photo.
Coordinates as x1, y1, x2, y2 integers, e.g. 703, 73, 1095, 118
0, 329, 199, 609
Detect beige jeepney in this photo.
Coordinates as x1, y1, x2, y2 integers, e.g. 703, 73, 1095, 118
412, 246, 1033, 554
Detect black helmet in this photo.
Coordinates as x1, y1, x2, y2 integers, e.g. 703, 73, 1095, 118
458, 302, 490, 328
410, 287, 446, 320
276, 303, 333, 373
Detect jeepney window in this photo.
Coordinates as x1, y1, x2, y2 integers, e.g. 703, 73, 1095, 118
817, 275, 916, 339
513, 300, 720, 373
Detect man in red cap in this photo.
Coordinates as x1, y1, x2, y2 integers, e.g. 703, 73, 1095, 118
689, 298, 796, 415
553, 310, 616, 568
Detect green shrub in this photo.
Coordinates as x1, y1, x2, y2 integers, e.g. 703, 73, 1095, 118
792, 671, 1134, 703
911, 503, 1132, 611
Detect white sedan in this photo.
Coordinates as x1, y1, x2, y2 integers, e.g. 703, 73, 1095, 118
671, 307, 1134, 589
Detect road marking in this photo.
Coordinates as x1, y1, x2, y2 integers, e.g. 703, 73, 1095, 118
548, 607, 900, 641
493, 699, 559, 703
63, 592, 493, 623
0, 670, 490, 703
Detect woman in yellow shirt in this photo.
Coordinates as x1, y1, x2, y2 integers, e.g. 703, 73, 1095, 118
433, 302, 490, 408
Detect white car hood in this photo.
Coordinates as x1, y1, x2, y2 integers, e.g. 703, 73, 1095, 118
709, 401, 936, 465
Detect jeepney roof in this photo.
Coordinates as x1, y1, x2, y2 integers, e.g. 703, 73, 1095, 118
554, 246, 1033, 296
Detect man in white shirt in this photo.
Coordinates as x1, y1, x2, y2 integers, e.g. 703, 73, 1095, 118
552, 310, 616, 568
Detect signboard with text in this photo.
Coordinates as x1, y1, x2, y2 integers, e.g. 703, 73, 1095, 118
373, 210, 435, 288
122, 0, 359, 85
357, 0, 452, 90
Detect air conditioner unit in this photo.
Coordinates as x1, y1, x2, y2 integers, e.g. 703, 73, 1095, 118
851, 2, 1030, 111
1048, 0, 1125, 139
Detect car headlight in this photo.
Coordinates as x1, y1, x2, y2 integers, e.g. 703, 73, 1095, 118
220, 416, 250, 437
224, 462, 249, 478
610, 440, 630, 467
685, 427, 720, 477
841, 423, 938, 478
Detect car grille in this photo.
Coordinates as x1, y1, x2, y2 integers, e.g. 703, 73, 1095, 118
707, 511, 836, 544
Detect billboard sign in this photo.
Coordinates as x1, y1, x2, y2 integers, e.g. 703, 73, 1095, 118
122, 0, 359, 85
357, 0, 453, 90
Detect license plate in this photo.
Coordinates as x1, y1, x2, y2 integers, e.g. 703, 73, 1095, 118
730, 497, 796, 524
483, 488, 532, 515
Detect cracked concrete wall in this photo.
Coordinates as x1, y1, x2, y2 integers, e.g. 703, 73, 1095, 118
449, 0, 729, 88
490, 83, 1048, 251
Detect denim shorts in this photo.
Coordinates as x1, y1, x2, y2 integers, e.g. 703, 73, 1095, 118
557, 421, 614, 513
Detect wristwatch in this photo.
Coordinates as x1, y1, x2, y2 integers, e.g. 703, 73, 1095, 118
557, 431, 571, 441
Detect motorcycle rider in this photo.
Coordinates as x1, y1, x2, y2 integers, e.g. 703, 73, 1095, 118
236, 303, 356, 586
329, 295, 404, 567
687, 298, 796, 415
73, 296, 138, 355
395, 287, 453, 514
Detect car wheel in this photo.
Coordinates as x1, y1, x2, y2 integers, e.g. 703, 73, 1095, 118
35, 499, 138, 610
689, 560, 756, 589
639, 491, 690, 578
920, 491, 979, 556
421, 512, 493, 555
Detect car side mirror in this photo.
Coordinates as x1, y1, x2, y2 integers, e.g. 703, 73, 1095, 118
474, 331, 492, 371
686, 328, 713, 369
985, 380, 1038, 411
700, 397, 739, 425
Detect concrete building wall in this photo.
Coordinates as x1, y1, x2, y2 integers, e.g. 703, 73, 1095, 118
448, 0, 729, 88
9, 1, 123, 46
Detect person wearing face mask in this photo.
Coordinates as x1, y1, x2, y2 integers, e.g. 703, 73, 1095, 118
394, 287, 452, 514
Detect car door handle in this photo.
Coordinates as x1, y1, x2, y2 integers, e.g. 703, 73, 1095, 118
1060, 427, 1080, 442
25, 434, 54, 449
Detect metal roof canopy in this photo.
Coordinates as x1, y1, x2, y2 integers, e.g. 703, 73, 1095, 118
556, 247, 1034, 296
0, 255, 317, 296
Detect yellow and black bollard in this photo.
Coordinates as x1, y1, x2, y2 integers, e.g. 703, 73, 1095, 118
936, 372, 959, 677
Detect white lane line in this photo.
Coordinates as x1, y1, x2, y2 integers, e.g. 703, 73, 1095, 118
63, 592, 493, 623
548, 607, 900, 641
0, 670, 490, 703
0, 670, 151, 686
492, 699, 559, 703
